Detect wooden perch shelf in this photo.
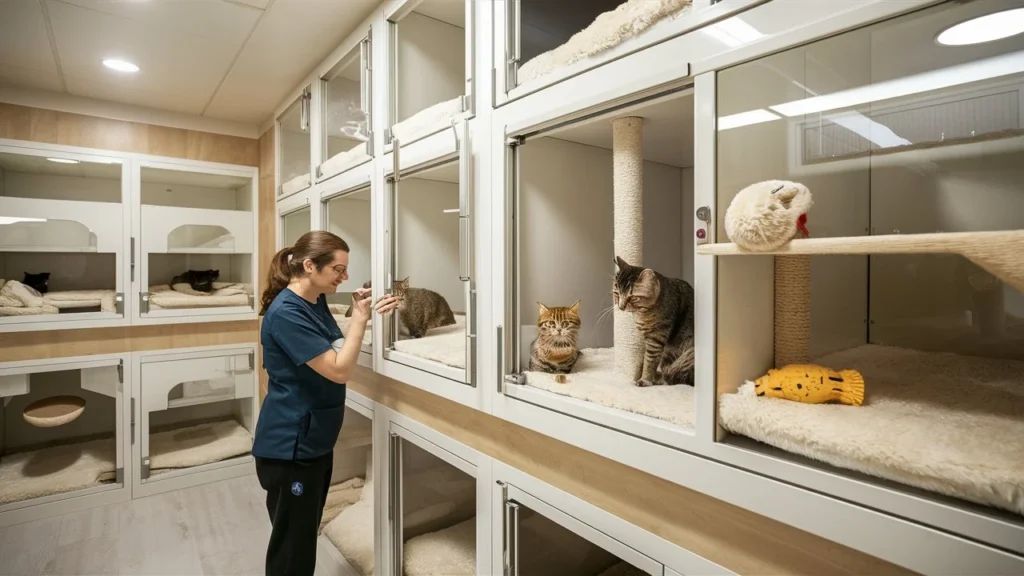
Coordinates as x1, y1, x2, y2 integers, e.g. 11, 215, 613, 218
697, 230, 1024, 292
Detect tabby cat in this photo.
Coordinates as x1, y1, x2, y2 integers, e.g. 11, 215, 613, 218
392, 277, 456, 338
22, 272, 50, 294
529, 300, 582, 374
171, 269, 219, 293
613, 256, 695, 387
344, 281, 372, 318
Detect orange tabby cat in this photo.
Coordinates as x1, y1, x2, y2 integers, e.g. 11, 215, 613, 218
529, 300, 582, 374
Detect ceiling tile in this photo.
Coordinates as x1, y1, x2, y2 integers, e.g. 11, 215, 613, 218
0, 0, 62, 89
46, 0, 248, 114
55, 0, 262, 45
228, 0, 272, 9
204, 0, 378, 124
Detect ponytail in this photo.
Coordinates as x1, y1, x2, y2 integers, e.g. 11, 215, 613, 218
259, 231, 351, 316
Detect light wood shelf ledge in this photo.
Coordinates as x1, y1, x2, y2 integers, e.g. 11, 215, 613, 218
697, 230, 1024, 292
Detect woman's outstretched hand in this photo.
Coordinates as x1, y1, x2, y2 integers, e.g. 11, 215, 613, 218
350, 288, 373, 321
374, 294, 399, 316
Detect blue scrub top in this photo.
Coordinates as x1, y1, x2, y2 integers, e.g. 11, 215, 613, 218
253, 288, 347, 461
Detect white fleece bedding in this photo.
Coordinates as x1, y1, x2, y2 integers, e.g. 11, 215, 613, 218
148, 419, 252, 473
517, 0, 693, 85
391, 97, 463, 144
0, 437, 117, 505
281, 173, 311, 196
0, 279, 116, 316
321, 145, 371, 178
147, 282, 252, 310
393, 314, 467, 369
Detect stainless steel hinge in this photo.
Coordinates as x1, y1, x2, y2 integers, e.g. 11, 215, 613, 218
504, 373, 526, 386
462, 93, 472, 114
130, 397, 135, 445
139, 292, 151, 314
117, 360, 124, 384
141, 458, 150, 480
366, 131, 374, 154
248, 351, 256, 370
384, 128, 392, 145
115, 293, 124, 315
506, 135, 523, 147
316, 165, 322, 179
116, 467, 124, 484
129, 237, 135, 282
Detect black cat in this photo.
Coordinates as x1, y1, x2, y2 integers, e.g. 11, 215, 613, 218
171, 269, 219, 293
23, 272, 50, 294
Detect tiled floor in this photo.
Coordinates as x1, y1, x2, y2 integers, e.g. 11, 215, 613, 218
0, 474, 333, 576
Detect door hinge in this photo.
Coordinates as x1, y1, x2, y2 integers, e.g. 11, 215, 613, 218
115, 293, 124, 315
139, 292, 151, 314
117, 360, 124, 384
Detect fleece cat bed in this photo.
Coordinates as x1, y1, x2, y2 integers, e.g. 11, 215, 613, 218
281, 172, 311, 196
403, 517, 476, 576
719, 344, 1024, 516
391, 97, 463, 144
516, 0, 693, 86
524, 347, 695, 429
393, 314, 467, 369
322, 145, 371, 177
23, 395, 87, 428
0, 437, 117, 505
324, 456, 375, 576
0, 279, 117, 316
320, 476, 366, 531
148, 419, 252, 474
147, 282, 252, 310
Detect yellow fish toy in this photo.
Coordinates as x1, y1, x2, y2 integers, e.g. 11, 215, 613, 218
753, 364, 865, 406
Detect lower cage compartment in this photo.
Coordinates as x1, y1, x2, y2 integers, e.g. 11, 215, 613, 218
147, 418, 252, 477
402, 517, 476, 576
0, 436, 116, 506
719, 344, 1024, 517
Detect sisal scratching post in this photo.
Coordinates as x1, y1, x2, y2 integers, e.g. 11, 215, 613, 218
774, 255, 811, 367
612, 116, 645, 380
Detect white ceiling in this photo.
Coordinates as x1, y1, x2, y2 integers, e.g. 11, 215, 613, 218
0, 0, 378, 126
414, 0, 464, 29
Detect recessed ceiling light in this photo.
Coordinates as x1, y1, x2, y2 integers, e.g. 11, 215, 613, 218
936, 8, 1024, 46
103, 58, 140, 72
47, 157, 80, 164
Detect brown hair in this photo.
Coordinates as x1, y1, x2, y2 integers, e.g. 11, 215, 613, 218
260, 230, 350, 315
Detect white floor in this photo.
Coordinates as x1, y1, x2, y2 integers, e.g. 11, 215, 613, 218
0, 474, 336, 576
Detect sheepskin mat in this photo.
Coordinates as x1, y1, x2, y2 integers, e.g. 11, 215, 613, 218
148, 283, 252, 310
149, 419, 252, 473
517, 0, 692, 85
282, 172, 311, 196
0, 437, 116, 505
393, 315, 467, 370
524, 347, 695, 429
391, 96, 463, 143
403, 517, 476, 576
322, 145, 371, 178
320, 477, 366, 532
324, 483, 375, 576
718, 344, 1024, 516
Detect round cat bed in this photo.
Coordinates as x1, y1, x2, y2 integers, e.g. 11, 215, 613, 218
23, 395, 86, 427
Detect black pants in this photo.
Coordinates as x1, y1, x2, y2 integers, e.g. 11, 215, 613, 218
255, 452, 334, 576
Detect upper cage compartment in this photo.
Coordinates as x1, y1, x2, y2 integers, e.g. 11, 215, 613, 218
498, 0, 695, 98
0, 355, 125, 512
319, 35, 373, 182
502, 88, 697, 446
137, 162, 257, 321
387, 0, 473, 147
0, 147, 126, 330
323, 186, 373, 361
278, 87, 313, 198
707, 0, 1024, 546
384, 124, 475, 389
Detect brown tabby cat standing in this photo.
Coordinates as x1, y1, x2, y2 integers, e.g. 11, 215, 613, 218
613, 256, 695, 387
529, 300, 582, 377
392, 277, 456, 338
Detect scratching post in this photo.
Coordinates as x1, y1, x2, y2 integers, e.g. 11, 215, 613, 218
612, 116, 645, 380
774, 255, 811, 367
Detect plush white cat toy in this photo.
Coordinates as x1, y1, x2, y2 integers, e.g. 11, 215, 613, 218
724, 180, 813, 251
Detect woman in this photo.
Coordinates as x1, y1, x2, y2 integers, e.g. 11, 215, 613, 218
253, 230, 396, 576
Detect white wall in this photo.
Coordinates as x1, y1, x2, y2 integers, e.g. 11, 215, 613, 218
396, 11, 464, 124
5, 172, 120, 203
518, 136, 690, 352
327, 196, 372, 292
141, 182, 247, 210
283, 206, 312, 247
395, 178, 463, 313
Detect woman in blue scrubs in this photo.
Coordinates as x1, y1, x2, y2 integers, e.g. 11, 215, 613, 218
254, 230, 396, 576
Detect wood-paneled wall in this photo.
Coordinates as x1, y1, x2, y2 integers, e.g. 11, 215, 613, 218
348, 368, 911, 576
0, 103, 262, 361
257, 128, 276, 401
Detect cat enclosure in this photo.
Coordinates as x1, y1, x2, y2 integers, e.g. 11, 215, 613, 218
136, 162, 257, 323
280, 202, 311, 249
319, 36, 373, 182
0, 147, 126, 331
704, 0, 1024, 546
0, 355, 126, 513
278, 86, 313, 198
132, 345, 256, 495
497, 0, 695, 97
388, 427, 479, 576
387, 0, 473, 147
319, 400, 375, 576
503, 89, 697, 443
384, 124, 475, 387
324, 185, 374, 361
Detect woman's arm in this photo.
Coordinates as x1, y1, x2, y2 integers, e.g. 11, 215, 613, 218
307, 292, 396, 383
